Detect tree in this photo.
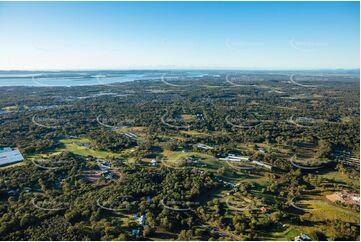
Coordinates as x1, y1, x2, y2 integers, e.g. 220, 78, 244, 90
143, 225, 152, 237
177, 230, 193, 240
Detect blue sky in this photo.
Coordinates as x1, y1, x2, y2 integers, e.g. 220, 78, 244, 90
0, 1, 359, 70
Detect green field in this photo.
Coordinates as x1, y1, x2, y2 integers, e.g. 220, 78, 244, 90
27, 138, 123, 160
180, 130, 211, 137
305, 199, 359, 223
161, 150, 219, 169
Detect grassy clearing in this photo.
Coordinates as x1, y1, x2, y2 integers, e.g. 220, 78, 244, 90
60, 138, 122, 159
256, 226, 300, 241
161, 150, 223, 171
320, 170, 359, 187
27, 151, 63, 159
180, 130, 210, 137
181, 114, 196, 121
236, 143, 261, 153
3, 105, 18, 111
162, 150, 216, 161
28, 138, 123, 160
162, 150, 214, 163
304, 199, 359, 223
239, 174, 269, 186
159, 134, 187, 142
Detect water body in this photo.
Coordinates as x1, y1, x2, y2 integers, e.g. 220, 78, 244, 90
1, 69, 356, 87
0, 71, 208, 87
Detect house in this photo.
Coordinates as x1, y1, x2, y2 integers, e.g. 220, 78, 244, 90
259, 206, 269, 214
219, 154, 249, 162
150, 159, 157, 167
134, 215, 145, 226
128, 132, 137, 138
23, 187, 31, 193
326, 190, 359, 205
0, 147, 24, 166
97, 159, 111, 171
227, 190, 235, 196
352, 194, 360, 202
184, 157, 198, 164
223, 181, 236, 188
98, 164, 111, 171
340, 191, 359, 204
233, 156, 249, 162
131, 229, 140, 237
218, 157, 228, 161
294, 234, 311, 241
220, 154, 272, 169
257, 148, 266, 154
124, 132, 137, 139
251, 160, 272, 170
197, 143, 213, 150
101, 171, 114, 179
296, 117, 314, 123
8, 189, 19, 195
97, 159, 110, 166
196, 112, 205, 121
74, 142, 90, 148
138, 215, 145, 226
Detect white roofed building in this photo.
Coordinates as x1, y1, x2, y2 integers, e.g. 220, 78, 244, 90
150, 159, 158, 166
0, 148, 24, 166
219, 154, 249, 162
197, 143, 214, 150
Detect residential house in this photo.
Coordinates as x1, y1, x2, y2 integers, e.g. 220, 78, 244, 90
294, 234, 311, 241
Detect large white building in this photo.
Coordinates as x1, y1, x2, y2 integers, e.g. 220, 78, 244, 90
219, 154, 272, 170
219, 154, 249, 162
197, 143, 214, 150
0, 147, 24, 166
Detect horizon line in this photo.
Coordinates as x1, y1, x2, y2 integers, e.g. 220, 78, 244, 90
0, 68, 360, 72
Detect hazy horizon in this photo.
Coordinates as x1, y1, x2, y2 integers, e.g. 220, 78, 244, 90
0, 68, 360, 72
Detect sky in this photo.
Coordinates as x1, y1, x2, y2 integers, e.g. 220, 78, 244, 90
0, 1, 359, 70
